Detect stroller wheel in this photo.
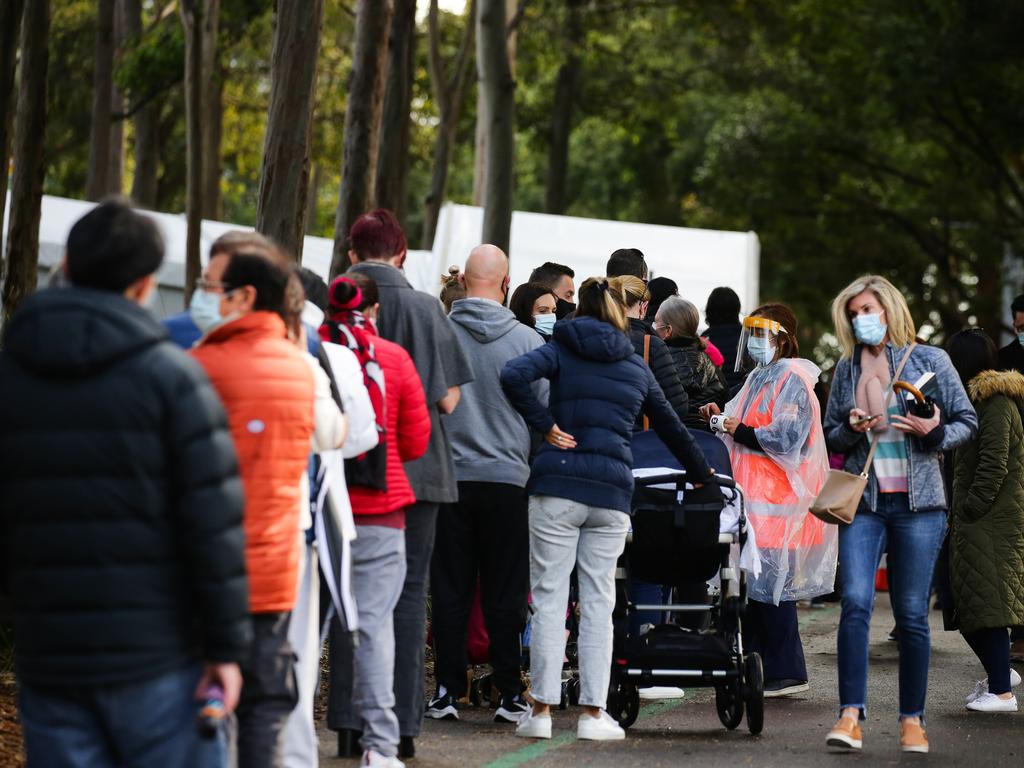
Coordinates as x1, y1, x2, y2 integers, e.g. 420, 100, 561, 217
607, 682, 640, 729
567, 677, 581, 706
716, 683, 744, 730
744, 652, 764, 735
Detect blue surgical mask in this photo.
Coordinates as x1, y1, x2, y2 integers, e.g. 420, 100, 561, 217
533, 313, 556, 336
190, 289, 230, 335
852, 313, 887, 346
746, 336, 775, 366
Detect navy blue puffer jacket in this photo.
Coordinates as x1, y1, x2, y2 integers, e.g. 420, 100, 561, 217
501, 316, 712, 513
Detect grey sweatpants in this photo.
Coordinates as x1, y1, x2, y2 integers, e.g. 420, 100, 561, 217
528, 495, 629, 709
328, 524, 407, 756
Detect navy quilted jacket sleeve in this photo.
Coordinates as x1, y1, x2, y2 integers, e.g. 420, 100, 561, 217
500, 342, 560, 436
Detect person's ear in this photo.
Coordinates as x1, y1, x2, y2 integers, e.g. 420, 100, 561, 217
393, 249, 407, 269
457, 273, 466, 289
232, 285, 258, 313
124, 273, 157, 306
348, 248, 361, 265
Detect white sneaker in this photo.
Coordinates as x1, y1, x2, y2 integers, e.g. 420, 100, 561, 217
639, 686, 685, 701
965, 669, 1022, 704
515, 710, 552, 739
966, 692, 1018, 713
577, 710, 626, 741
361, 750, 405, 768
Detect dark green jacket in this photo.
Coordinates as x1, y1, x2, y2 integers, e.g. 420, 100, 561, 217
950, 370, 1024, 633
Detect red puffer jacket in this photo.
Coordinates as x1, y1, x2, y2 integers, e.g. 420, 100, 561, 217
348, 332, 430, 523
192, 312, 314, 613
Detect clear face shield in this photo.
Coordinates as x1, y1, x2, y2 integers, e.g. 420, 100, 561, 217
736, 315, 787, 372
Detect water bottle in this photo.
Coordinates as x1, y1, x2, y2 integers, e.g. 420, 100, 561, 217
196, 684, 227, 739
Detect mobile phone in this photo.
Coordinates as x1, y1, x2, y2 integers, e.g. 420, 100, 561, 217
852, 413, 882, 425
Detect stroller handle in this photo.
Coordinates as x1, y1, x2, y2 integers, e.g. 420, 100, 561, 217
633, 472, 736, 490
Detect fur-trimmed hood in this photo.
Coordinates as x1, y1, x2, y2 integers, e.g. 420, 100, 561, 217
968, 369, 1024, 402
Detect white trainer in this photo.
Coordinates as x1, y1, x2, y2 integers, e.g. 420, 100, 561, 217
966, 692, 1018, 713
965, 669, 1022, 704
515, 710, 552, 739
577, 710, 626, 741
639, 686, 685, 701
361, 750, 405, 768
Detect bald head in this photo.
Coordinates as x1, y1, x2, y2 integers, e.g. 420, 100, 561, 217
462, 244, 510, 302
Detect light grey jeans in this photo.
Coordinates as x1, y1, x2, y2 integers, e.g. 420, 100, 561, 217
329, 524, 407, 757
528, 495, 629, 709
283, 538, 319, 768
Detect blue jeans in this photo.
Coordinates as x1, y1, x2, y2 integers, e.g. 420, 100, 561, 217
18, 664, 225, 768
837, 493, 945, 719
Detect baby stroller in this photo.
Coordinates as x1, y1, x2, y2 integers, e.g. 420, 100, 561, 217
606, 430, 764, 735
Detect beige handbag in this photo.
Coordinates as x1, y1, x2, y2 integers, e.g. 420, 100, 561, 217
810, 344, 916, 525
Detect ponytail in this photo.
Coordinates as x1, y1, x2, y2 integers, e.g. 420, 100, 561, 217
576, 277, 629, 332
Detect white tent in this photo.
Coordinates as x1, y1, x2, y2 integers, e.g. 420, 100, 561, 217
4, 194, 759, 323
431, 204, 760, 322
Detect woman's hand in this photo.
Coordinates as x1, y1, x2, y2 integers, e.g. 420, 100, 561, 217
699, 403, 721, 422
892, 403, 941, 437
848, 408, 880, 434
545, 424, 577, 450
723, 417, 741, 435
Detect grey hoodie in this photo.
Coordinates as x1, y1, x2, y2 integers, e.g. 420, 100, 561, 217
446, 297, 548, 486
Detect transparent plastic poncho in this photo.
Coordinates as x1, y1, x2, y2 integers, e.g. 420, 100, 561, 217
720, 358, 836, 604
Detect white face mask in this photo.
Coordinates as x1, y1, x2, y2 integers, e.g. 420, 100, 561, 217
190, 289, 234, 335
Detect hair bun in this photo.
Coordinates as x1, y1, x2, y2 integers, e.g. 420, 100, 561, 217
328, 276, 362, 311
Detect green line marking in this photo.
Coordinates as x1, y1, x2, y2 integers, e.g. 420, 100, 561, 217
482, 734, 575, 768
482, 694, 696, 767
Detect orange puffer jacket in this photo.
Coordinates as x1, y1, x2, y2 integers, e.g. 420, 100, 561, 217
192, 312, 314, 613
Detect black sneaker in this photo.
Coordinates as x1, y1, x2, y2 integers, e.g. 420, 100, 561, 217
763, 679, 809, 698
494, 693, 530, 723
425, 692, 459, 720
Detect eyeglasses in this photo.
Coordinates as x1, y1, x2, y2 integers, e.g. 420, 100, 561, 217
194, 278, 236, 293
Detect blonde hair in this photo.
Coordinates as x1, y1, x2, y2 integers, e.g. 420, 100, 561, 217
831, 275, 916, 358
655, 296, 700, 338
577, 277, 629, 332
609, 275, 650, 309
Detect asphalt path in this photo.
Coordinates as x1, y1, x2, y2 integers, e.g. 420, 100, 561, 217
317, 594, 1024, 767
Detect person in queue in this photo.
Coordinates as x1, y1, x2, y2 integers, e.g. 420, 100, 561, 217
323, 274, 431, 768
699, 304, 832, 699
822, 275, 977, 755
339, 210, 474, 759
509, 282, 558, 340
528, 261, 576, 319
612, 275, 690, 425
190, 244, 316, 768
500, 277, 714, 742
0, 199, 250, 767
703, 287, 746, 391
655, 296, 728, 430
643, 276, 678, 324
945, 329, 1023, 713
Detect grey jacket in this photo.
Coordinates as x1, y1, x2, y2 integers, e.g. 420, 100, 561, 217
446, 298, 548, 487
824, 342, 977, 512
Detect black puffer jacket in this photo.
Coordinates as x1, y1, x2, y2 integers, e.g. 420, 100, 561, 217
664, 336, 729, 430
0, 288, 250, 686
703, 322, 746, 391
628, 318, 688, 429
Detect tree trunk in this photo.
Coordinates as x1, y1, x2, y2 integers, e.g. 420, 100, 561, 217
107, 0, 127, 195
85, 0, 115, 200
2, 0, 49, 327
477, 0, 515, 252
201, 57, 222, 219
125, 0, 158, 208
330, 0, 394, 278
472, 0, 517, 206
0, 0, 27, 250
305, 161, 322, 236
374, 0, 417, 224
180, 0, 212, 303
544, 0, 582, 215
421, 0, 476, 250
256, 0, 325, 262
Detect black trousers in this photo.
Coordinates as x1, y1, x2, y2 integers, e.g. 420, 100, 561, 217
744, 599, 807, 683
963, 627, 1012, 694
431, 481, 529, 698
236, 612, 297, 768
